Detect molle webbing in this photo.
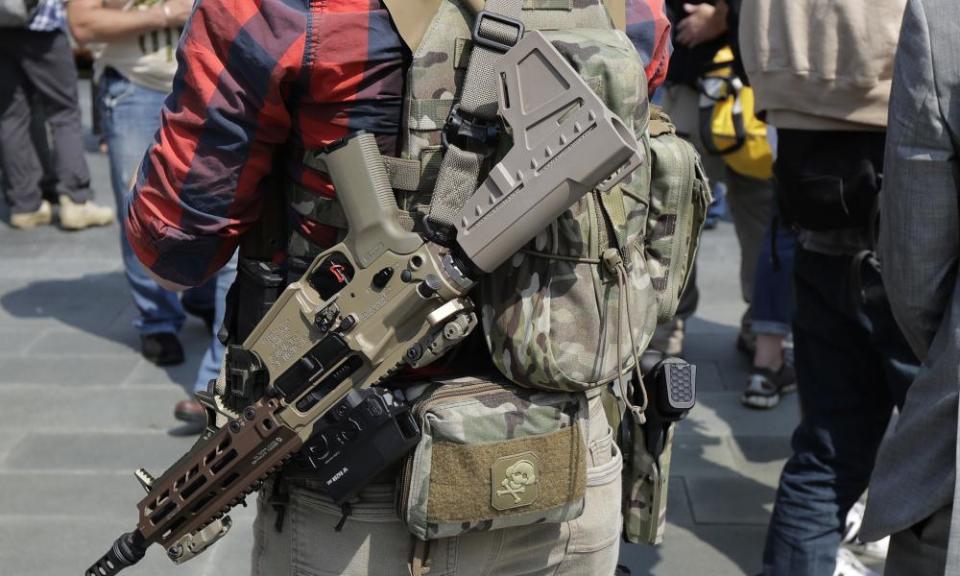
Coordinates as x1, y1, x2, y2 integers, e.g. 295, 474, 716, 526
384, 0, 626, 53
424, 0, 525, 234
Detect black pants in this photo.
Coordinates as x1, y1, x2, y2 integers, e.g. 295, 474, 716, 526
0, 29, 92, 214
761, 129, 919, 575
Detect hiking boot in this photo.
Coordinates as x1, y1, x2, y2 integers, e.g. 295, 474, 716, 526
834, 548, 879, 576
140, 332, 185, 366
58, 194, 115, 230
9, 200, 53, 229
741, 364, 796, 409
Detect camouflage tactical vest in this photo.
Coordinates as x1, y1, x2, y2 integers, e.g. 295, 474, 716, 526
291, 1, 709, 394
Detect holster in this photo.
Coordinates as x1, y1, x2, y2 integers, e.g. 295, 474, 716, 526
218, 186, 286, 408
621, 358, 695, 545
220, 258, 285, 347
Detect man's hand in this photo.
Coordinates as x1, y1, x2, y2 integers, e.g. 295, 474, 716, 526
160, 0, 193, 27
675, 1, 728, 48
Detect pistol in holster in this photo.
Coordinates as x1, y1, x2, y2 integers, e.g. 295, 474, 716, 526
622, 357, 696, 546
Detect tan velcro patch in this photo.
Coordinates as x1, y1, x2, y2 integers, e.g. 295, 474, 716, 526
426, 425, 587, 523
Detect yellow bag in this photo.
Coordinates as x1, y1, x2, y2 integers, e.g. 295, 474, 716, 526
699, 47, 773, 181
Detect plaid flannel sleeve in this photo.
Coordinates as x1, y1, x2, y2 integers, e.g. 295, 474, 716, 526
626, 0, 672, 93
126, 0, 305, 287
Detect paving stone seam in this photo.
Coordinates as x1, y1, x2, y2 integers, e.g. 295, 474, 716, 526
0, 331, 46, 356
0, 432, 26, 467
0, 383, 185, 391
0, 429, 185, 436
119, 358, 149, 387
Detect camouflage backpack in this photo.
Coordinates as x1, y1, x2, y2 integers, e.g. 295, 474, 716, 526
382, 0, 709, 395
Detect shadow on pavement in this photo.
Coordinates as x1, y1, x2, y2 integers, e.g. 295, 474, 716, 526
0, 271, 133, 347
0, 270, 207, 399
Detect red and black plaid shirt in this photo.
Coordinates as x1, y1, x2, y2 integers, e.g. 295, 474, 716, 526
128, 0, 671, 286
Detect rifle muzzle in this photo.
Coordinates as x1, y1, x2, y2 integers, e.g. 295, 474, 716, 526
86, 530, 147, 576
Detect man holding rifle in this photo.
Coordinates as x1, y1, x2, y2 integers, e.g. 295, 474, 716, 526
105, 2, 677, 575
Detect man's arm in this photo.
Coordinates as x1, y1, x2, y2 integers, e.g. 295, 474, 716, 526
67, 0, 192, 45
126, 0, 301, 288
879, 0, 960, 360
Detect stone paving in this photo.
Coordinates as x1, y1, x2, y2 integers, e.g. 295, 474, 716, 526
0, 81, 824, 576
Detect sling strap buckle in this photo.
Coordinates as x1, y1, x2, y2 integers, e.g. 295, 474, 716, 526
472, 9, 524, 53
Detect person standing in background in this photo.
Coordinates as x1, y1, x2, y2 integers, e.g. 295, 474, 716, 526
677, 0, 797, 407
0, 0, 115, 230
68, 0, 238, 427
651, 0, 781, 373
740, 0, 919, 573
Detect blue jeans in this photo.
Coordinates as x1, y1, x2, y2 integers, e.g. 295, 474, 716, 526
751, 215, 796, 337
98, 69, 236, 387
193, 252, 237, 392
98, 69, 213, 334
761, 247, 917, 575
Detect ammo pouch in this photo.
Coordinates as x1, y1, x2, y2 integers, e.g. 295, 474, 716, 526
398, 376, 589, 540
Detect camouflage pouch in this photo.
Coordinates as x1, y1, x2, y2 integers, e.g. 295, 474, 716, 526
480, 29, 660, 393
637, 106, 711, 323
397, 376, 588, 540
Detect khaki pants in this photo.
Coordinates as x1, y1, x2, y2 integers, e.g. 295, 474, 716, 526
252, 394, 623, 576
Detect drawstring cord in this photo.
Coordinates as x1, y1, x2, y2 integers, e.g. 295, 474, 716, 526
605, 248, 647, 425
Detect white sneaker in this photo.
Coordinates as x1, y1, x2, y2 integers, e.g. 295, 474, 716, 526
842, 501, 890, 561
834, 548, 879, 576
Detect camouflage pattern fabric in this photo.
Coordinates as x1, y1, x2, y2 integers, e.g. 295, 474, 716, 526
622, 414, 674, 545
400, 1, 709, 396
479, 29, 656, 393
637, 107, 711, 323
399, 377, 589, 540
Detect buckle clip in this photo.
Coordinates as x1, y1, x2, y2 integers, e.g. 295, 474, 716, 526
472, 10, 524, 53
441, 103, 500, 152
